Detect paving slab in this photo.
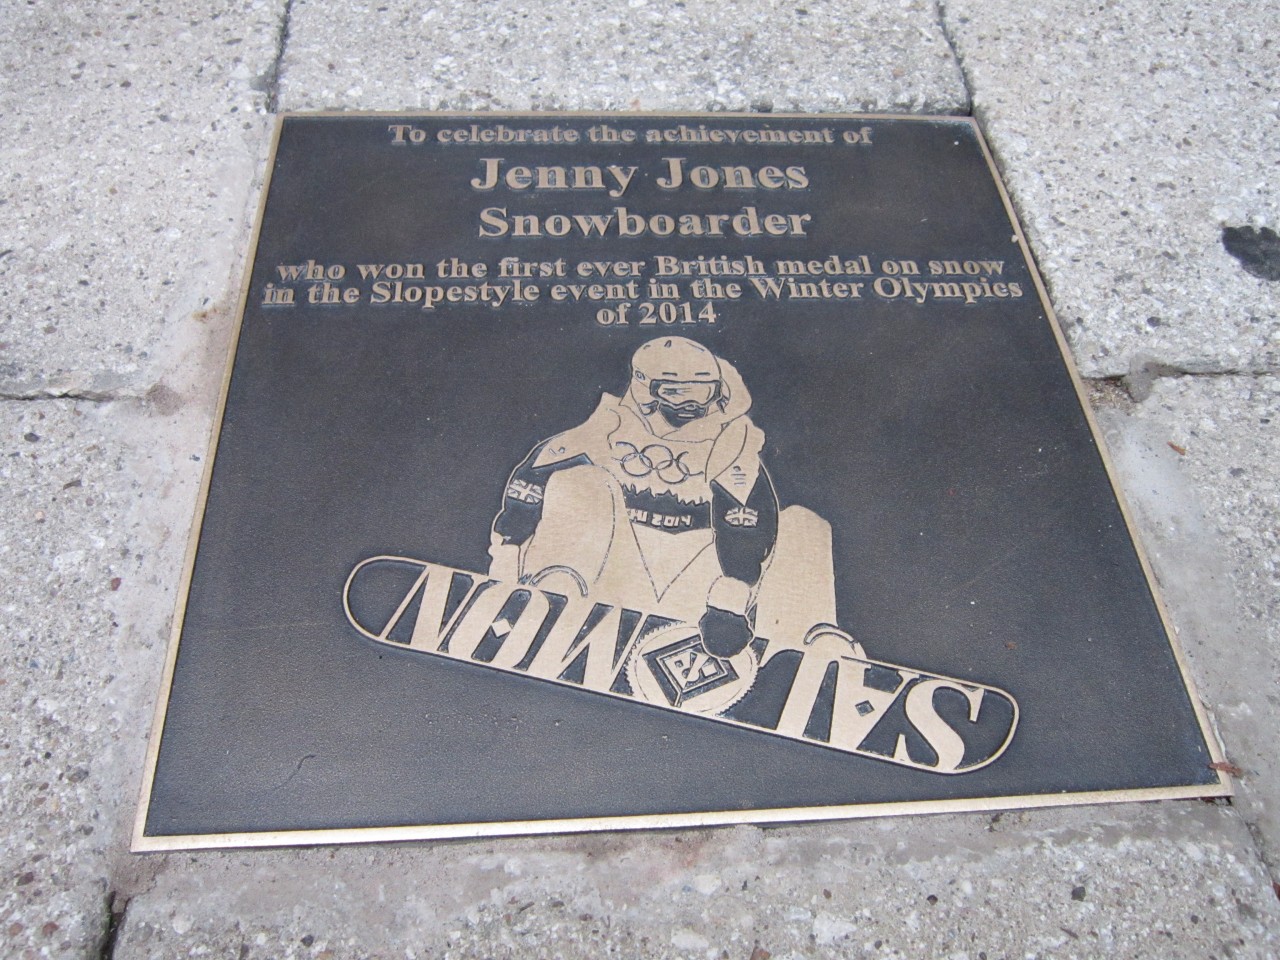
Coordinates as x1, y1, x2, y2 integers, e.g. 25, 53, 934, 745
278, 0, 966, 114
1097, 374, 1280, 871
944, 0, 1280, 378
0, 0, 283, 397
0, 254, 235, 958
0, 400, 146, 957
113, 803, 1279, 959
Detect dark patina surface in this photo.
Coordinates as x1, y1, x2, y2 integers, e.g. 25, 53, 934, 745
139, 114, 1224, 846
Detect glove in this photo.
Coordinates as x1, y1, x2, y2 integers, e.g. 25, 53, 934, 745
699, 606, 754, 659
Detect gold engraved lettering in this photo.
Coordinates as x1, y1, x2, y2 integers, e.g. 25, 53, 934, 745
656, 158, 809, 191
342, 559, 1020, 775
478, 207, 810, 240
408, 567, 479, 651
525, 599, 639, 689
902, 679, 986, 773
470, 158, 637, 197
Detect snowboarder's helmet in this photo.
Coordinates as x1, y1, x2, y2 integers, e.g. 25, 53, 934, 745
630, 337, 723, 425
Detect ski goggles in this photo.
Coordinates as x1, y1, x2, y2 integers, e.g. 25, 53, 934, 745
651, 380, 720, 408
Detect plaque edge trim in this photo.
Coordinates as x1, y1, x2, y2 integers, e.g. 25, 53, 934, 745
966, 118, 1232, 787
130, 115, 291, 853
132, 782, 1227, 853
131, 112, 1234, 854
275, 108, 978, 122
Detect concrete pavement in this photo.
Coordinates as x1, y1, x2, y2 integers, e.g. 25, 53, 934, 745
2, 1, 1277, 956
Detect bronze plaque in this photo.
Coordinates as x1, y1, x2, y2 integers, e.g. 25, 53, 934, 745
134, 113, 1228, 850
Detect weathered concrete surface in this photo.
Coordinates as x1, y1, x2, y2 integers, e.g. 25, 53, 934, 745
1098, 375, 1280, 870
944, 0, 1280, 378
3, 0, 1280, 956
113, 805, 1280, 959
0, 0, 282, 397
0, 401, 142, 957
0, 70, 254, 944
0, 331, 242, 958
278, 0, 967, 114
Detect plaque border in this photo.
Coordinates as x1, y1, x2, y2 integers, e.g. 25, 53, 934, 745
132, 111, 1231, 852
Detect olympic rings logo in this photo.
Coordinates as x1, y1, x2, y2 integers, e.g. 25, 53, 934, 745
613, 442, 703, 484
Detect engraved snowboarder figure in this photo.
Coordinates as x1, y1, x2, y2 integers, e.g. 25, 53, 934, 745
489, 336, 839, 657
344, 343, 1018, 765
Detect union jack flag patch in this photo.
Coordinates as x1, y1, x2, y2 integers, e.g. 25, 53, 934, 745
724, 506, 758, 527
506, 479, 544, 504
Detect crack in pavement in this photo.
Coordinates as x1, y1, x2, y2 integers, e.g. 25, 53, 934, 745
0, 390, 126, 403
935, 0, 974, 115
96, 891, 129, 960
262, 0, 296, 114
1088, 364, 1280, 402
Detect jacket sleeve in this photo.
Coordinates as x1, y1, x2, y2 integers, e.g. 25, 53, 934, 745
492, 440, 592, 546
710, 467, 779, 586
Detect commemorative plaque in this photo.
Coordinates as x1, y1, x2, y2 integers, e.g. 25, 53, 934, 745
134, 114, 1228, 850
